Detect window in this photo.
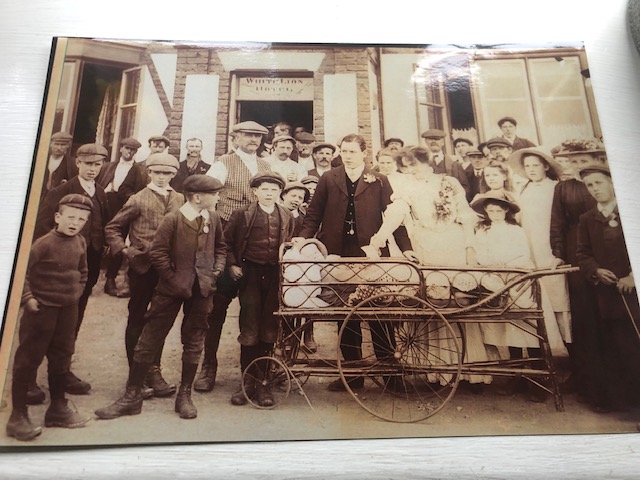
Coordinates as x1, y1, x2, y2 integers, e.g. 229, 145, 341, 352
111, 67, 141, 161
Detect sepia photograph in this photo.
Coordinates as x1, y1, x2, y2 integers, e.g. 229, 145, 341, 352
0, 37, 639, 448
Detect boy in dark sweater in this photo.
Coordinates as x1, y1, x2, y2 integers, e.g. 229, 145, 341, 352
226, 172, 294, 407
95, 175, 226, 420
7, 194, 93, 441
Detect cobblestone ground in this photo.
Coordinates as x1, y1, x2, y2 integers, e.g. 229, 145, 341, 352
1, 274, 638, 447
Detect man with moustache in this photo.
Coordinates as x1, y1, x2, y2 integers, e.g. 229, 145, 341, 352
194, 121, 272, 392
485, 136, 514, 164
266, 135, 307, 182
308, 143, 335, 178
171, 138, 211, 193
297, 133, 418, 391
421, 129, 470, 198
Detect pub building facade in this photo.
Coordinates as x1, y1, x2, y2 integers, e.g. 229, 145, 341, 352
51, 39, 602, 164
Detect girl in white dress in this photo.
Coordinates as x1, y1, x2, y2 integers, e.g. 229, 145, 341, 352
509, 148, 572, 345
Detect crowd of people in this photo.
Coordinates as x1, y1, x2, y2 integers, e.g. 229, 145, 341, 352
4, 116, 639, 441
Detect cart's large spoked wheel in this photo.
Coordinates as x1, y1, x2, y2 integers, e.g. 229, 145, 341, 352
242, 356, 291, 410
337, 293, 462, 423
280, 317, 312, 393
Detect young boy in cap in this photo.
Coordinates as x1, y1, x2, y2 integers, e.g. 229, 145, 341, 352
104, 152, 185, 398
226, 171, 295, 406
95, 174, 226, 420
280, 181, 310, 236
34, 143, 111, 397
576, 163, 640, 414
7, 194, 94, 441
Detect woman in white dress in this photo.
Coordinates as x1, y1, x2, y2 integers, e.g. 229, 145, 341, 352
509, 148, 572, 346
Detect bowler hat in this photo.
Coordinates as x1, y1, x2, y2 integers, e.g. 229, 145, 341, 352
250, 171, 286, 189
508, 147, 563, 179
232, 121, 269, 135
486, 137, 512, 149
183, 174, 224, 193
295, 132, 315, 143
76, 143, 108, 161
578, 163, 611, 179
146, 153, 180, 172
281, 181, 310, 203
312, 142, 336, 154
51, 132, 73, 143
58, 193, 93, 211
121, 138, 142, 149
421, 129, 446, 139
497, 117, 517, 127
148, 135, 170, 146
383, 137, 404, 147
470, 190, 520, 215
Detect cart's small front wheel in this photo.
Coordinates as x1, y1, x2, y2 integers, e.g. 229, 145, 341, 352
242, 356, 291, 410
337, 293, 462, 423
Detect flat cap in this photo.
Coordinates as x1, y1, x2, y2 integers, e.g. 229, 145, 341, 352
232, 121, 268, 135
146, 152, 180, 172
51, 132, 73, 143
58, 193, 93, 211
300, 175, 320, 185
312, 142, 336, 154
486, 137, 512, 149
421, 129, 446, 139
272, 135, 296, 145
453, 137, 473, 147
281, 181, 310, 203
76, 143, 108, 161
470, 190, 520, 215
250, 171, 286, 189
295, 132, 316, 143
148, 135, 170, 146
183, 174, 224, 193
464, 149, 483, 157
578, 163, 611, 178
383, 138, 404, 147
121, 137, 142, 149
497, 116, 517, 127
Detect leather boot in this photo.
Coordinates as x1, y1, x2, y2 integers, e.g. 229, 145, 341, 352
26, 381, 46, 405
145, 365, 176, 397
255, 383, 275, 408
45, 398, 90, 428
6, 381, 41, 441
193, 361, 217, 392
104, 277, 120, 297
94, 384, 143, 419
63, 370, 91, 395
6, 408, 42, 441
303, 323, 317, 353
175, 383, 197, 419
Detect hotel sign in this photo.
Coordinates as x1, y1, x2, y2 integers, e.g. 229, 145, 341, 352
237, 77, 314, 101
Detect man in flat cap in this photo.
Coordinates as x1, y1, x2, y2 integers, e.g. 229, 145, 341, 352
195, 121, 273, 392
104, 152, 185, 399
267, 135, 307, 182
308, 143, 335, 178
96, 174, 226, 420
171, 137, 211, 193
497, 117, 537, 151
486, 136, 514, 164
97, 137, 145, 297
421, 129, 470, 197
42, 132, 77, 198
463, 149, 488, 203
148, 135, 170, 155
296, 132, 316, 172
34, 143, 111, 397
452, 137, 474, 168
576, 163, 640, 415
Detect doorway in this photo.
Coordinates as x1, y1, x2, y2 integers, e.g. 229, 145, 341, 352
237, 100, 314, 134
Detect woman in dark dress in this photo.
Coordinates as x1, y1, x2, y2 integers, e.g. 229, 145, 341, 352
549, 138, 608, 411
